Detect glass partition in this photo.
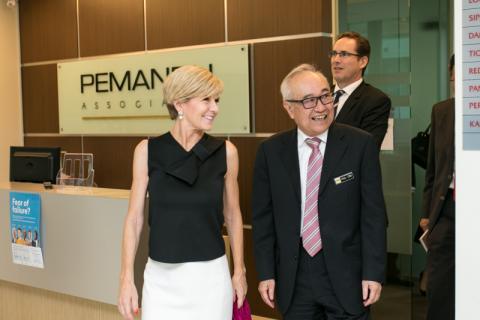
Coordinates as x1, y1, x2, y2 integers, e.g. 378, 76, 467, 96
338, 0, 452, 318
339, 0, 412, 318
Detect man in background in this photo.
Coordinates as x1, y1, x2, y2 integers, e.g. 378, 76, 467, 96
330, 31, 391, 150
419, 54, 455, 320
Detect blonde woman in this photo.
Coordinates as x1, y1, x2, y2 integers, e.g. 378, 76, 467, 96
118, 65, 247, 320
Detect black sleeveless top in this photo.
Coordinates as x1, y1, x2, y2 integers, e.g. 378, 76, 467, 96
147, 132, 226, 263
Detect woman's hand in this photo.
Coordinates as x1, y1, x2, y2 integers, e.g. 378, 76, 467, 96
232, 270, 248, 309
118, 279, 139, 320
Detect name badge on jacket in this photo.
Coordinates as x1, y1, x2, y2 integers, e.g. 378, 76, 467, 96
334, 172, 354, 185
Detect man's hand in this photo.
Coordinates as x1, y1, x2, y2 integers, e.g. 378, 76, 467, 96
362, 280, 382, 307
258, 279, 276, 308
419, 218, 429, 231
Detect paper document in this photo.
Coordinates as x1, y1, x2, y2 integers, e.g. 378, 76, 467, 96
419, 229, 429, 252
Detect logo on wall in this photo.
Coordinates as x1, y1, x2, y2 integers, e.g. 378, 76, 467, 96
58, 45, 250, 135
78, 65, 214, 117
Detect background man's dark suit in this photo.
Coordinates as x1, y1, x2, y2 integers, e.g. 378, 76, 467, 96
422, 98, 454, 230
335, 81, 391, 149
252, 123, 387, 315
422, 98, 455, 320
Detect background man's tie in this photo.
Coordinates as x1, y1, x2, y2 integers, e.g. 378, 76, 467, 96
302, 137, 323, 257
333, 90, 345, 118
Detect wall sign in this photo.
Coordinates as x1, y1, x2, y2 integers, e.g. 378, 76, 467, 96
463, 0, 480, 149
58, 44, 250, 135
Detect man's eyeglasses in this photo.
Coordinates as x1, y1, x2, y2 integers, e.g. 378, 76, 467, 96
286, 92, 334, 109
328, 50, 361, 58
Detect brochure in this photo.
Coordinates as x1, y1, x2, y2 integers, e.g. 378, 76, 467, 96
10, 192, 44, 268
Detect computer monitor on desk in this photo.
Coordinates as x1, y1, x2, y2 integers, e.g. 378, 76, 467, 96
10, 146, 61, 184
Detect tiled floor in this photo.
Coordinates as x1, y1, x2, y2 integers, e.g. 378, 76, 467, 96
367, 282, 427, 320
411, 282, 428, 320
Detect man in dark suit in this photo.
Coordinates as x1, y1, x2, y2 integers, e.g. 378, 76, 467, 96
419, 54, 455, 320
330, 31, 391, 150
252, 64, 387, 319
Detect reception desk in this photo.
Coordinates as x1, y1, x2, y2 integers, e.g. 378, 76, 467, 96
0, 183, 273, 320
0, 182, 149, 308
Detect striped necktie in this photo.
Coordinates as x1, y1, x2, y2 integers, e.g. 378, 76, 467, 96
333, 90, 345, 118
302, 137, 323, 257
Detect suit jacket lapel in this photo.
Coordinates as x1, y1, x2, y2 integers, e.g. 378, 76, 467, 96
279, 129, 301, 204
319, 124, 348, 196
336, 81, 365, 122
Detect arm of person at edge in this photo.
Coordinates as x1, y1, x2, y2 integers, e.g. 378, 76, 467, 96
252, 143, 277, 309
360, 136, 387, 307
118, 140, 149, 320
419, 104, 437, 232
223, 141, 248, 308
361, 94, 391, 150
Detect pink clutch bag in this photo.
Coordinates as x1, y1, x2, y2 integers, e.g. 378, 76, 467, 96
233, 298, 252, 320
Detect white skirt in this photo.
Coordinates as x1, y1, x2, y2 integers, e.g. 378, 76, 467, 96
142, 255, 233, 320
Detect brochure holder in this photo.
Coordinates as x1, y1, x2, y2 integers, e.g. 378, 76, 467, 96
56, 153, 95, 187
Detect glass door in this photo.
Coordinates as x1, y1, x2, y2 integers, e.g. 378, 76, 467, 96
337, 0, 452, 319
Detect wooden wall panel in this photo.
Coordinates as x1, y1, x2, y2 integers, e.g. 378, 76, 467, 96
82, 137, 145, 189
24, 136, 143, 189
78, 0, 145, 57
228, 0, 332, 41
22, 64, 60, 134
24, 136, 83, 155
253, 37, 332, 133
24, 135, 263, 192
230, 137, 265, 225
146, 0, 225, 50
19, 0, 78, 63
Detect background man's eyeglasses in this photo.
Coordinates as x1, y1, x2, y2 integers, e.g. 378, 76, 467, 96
328, 50, 361, 58
286, 92, 333, 109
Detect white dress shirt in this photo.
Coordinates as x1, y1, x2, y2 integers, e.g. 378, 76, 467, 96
297, 128, 328, 232
333, 78, 363, 118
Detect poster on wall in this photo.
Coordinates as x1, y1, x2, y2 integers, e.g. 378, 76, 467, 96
10, 192, 44, 268
463, 0, 480, 149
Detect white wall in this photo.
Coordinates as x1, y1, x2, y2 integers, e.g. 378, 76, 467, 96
0, 3, 23, 182
455, 1, 480, 317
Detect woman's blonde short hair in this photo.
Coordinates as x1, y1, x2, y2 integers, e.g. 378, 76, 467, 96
163, 65, 224, 119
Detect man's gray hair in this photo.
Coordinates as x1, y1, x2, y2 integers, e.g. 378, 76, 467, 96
280, 64, 328, 100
